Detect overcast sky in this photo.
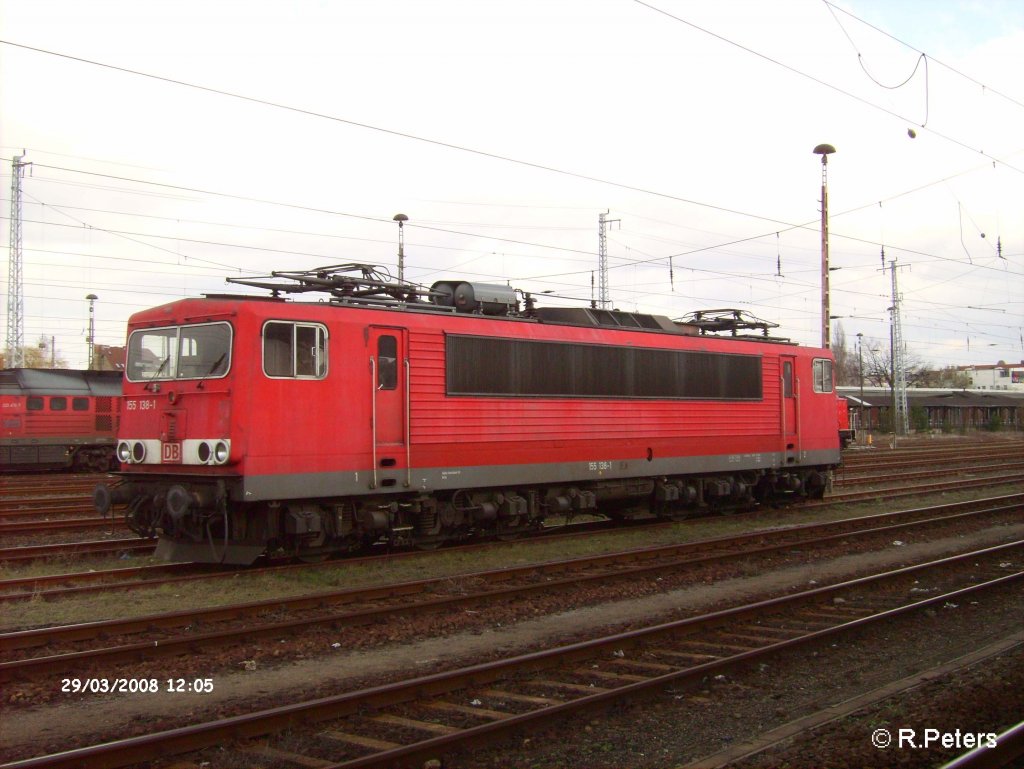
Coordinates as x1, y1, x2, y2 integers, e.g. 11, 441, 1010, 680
2, 0, 1022, 371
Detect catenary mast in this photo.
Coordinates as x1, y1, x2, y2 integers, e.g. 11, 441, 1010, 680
5, 154, 29, 368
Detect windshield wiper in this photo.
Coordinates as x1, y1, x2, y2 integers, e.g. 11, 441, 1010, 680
144, 355, 172, 391
205, 353, 227, 376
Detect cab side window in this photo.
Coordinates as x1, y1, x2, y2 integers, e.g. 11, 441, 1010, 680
263, 321, 328, 379
813, 359, 834, 393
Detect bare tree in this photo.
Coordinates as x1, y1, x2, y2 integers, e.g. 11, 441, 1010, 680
831, 322, 859, 386
15, 337, 69, 369
862, 339, 930, 388
933, 366, 972, 388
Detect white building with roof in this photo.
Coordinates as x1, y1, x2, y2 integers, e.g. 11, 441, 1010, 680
957, 361, 1024, 392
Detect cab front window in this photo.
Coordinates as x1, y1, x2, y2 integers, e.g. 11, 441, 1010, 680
127, 322, 232, 382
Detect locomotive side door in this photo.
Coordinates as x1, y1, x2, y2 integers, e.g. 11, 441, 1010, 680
368, 326, 409, 488
781, 355, 799, 463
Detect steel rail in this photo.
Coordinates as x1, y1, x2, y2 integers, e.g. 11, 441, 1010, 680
941, 720, 1024, 769
837, 460, 1024, 486
840, 444, 1022, 461
826, 472, 1024, 503
0, 517, 124, 535
838, 450, 1020, 472
0, 539, 154, 565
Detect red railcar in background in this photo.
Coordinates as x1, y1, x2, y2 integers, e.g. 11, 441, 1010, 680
1, 368, 122, 472
837, 395, 855, 447
96, 266, 844, 563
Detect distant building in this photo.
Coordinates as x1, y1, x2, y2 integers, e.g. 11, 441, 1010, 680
93, 345, 126, 372
838, 386, 1022, 434
956, 361, 1024, 392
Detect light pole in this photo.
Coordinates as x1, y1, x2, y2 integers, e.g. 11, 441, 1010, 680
813, 143, 836, 349
856, 332, 864, 438
888, 305, 898, 443
86, 294, 97, 370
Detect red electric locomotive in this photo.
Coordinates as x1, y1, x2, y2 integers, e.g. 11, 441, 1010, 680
95, 265, 843, 563
1, 368, 122, 472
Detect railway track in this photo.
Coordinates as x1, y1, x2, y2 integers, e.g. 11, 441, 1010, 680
834, 461, 1024, 490
0, 475, 111, 497
2, 493, 1019, 682
845, 440, 1022, 466
0, 538, 155, 565
835, 448, 1019, 473
0, 499, 112, 517
0, 515, 646, 602
826, 470, 1024, 503
4, 540, 1020, 769
1, 481, 1022, 606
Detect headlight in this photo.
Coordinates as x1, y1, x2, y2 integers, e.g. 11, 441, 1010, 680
131, 441, 147, 463
197, 442, 212, 463
117, 441, 132, 463
213, 441, 230, 465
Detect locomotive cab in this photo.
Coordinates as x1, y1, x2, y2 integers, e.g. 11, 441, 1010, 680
95, 314, 247, 558
98, 300, 348, 564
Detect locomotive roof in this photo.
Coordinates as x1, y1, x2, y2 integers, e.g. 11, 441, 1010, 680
180, 291, 797, 346
0, 368, 123, 397
192, 264, 795, 344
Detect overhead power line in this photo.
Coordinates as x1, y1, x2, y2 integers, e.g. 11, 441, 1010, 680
821, 0, 1024, 113
0, 39, 823, 227
631, 0, 1024, 176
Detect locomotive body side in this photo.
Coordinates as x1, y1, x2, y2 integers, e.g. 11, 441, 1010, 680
103, 295, 841, 563
0, 368, 122, 472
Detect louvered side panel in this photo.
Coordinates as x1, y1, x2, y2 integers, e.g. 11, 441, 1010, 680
410, 329, 783, 445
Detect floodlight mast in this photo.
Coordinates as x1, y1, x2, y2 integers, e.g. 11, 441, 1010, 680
813, 143, 836, 350
393, 214, 408, 283
86, 294, 98, 370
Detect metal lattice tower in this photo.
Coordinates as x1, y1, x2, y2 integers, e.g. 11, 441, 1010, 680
889, 260, 909, 435
597, 210, 619, 310
6, 154, 29, 369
